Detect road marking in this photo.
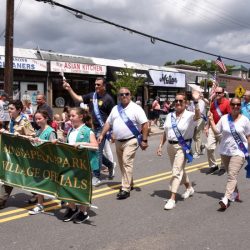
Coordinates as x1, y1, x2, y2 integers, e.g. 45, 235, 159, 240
0, 160, 220, 223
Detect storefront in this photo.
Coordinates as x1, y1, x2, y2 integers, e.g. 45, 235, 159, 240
49, 61, 106, 107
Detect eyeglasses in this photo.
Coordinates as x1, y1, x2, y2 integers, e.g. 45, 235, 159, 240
215, 92, 223, 95
174, 99, 184, 104
230, 103, 241, 107
119, 93, 130, 97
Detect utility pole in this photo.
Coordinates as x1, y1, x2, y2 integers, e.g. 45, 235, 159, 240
4, 0, 15, 98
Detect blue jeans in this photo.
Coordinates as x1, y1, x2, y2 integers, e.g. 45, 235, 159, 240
93, 128, 113, 178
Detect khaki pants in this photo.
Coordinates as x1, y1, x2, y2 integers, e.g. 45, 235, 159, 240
167, 143, 190, 193
193, 118, 205, 155
221, 155, 245, 200
206, 128, 223, 168
115, 138, 139, 192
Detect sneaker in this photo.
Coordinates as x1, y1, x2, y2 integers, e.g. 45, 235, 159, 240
92, 176, 102, 187
218, 168, 226, 176
193, 153, 200, 159
181, 187, 195, 199
73, 211, 89, 224
164, 199, 176, 210
231, 191, 240, 202
207, 165, 219, 175
219, 197, 229, 210
108, 162, 116, 180
29, 204, 44, 215
63, 208, 79, 222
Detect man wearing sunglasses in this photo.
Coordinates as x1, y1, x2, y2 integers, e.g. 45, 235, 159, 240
98, 87, 149, 200
206, 86, 231, 175
241, 90, 250, 120
63, 77, 115, 186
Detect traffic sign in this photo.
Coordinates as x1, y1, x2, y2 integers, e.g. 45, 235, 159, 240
235, 85, 245, 97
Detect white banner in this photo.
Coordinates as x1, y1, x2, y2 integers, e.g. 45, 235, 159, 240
149, 70, 186, 88
0, 56, 47, 71
50, 61, 106, 75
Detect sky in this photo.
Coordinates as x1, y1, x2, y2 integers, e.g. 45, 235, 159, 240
1, 0, 250, 67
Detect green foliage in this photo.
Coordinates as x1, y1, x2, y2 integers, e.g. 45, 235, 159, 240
110, 67, 145, 98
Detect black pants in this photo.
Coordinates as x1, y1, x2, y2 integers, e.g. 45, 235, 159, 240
0, 184, 13, 203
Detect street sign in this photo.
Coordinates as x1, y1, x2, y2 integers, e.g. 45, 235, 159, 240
235, 85, 245, 97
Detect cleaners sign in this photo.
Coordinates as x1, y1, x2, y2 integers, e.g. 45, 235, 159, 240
0, 56, 47, 71
50, 61, 106, 75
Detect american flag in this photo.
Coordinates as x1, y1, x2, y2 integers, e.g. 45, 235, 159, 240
215, 56, 227, 73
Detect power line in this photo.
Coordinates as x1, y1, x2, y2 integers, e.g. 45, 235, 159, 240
35, 0, 250, 65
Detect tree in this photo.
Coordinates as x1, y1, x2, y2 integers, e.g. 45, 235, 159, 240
110, 67, 145, 99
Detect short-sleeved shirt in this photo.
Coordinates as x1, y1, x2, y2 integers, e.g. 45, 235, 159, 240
107, 101, 148, 140
210, 98, 231, 124
241, 101, 250, 120
216, 114, 250, 157
82, 92, 115, 129
8, 115, 35, 136
164, 110, 197, 140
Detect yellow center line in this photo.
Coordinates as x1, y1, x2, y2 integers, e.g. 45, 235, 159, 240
0, 159, 220, 223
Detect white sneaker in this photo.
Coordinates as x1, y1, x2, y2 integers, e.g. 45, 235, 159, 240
92, 176, 102, 187
29, 204, 44, 215
164, 199, 176, 210
219, 197, 229, 209
181, 187, 195, 199
193, 153, 200, 159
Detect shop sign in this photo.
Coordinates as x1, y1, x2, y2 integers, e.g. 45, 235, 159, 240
0, 56, 47, 71
149, 69, 185, 88
50, 61, 106, 75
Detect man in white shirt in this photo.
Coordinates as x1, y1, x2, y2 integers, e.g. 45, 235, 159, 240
98, 87, 149, 199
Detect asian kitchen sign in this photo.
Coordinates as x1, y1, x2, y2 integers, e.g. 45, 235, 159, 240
0, 56, 47, 71
149, 69, 186, 88
50, 61, 106, 75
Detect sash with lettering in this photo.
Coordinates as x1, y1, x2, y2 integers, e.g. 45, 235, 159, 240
117, 104, 142, 145
214, 100, 223, 118
93, 92, 104, 127
227, 114, 250, 178
93, 92, 112, 139
171, 112, 193, 163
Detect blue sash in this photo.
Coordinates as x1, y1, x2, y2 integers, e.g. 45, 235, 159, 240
227, 114, 250, 178
93, 92, 104, 127
201, 113, 208, 122
117, 104, 142, 145
9, 114, 25, 134
171, 112, 193, 163
214, 100, 223, 118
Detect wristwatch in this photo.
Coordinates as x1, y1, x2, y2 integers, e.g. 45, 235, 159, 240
142, 139, 148, 143
193, 101, 199, 104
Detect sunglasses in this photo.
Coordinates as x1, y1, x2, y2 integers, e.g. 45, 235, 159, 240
230, 103, 241, 107
216, 92, 223, 94
119, 93, 130, 97
174, 99, 184, 104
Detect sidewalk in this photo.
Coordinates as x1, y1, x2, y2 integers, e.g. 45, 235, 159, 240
148, 125, 164, 136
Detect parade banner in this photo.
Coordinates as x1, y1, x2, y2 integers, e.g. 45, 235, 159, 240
0, 133, 93, 205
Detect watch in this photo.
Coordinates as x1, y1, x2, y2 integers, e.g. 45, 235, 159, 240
142, 139, 148, 143
193, 101, 199, 104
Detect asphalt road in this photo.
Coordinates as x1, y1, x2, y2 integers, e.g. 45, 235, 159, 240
0, 134, 250, 250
